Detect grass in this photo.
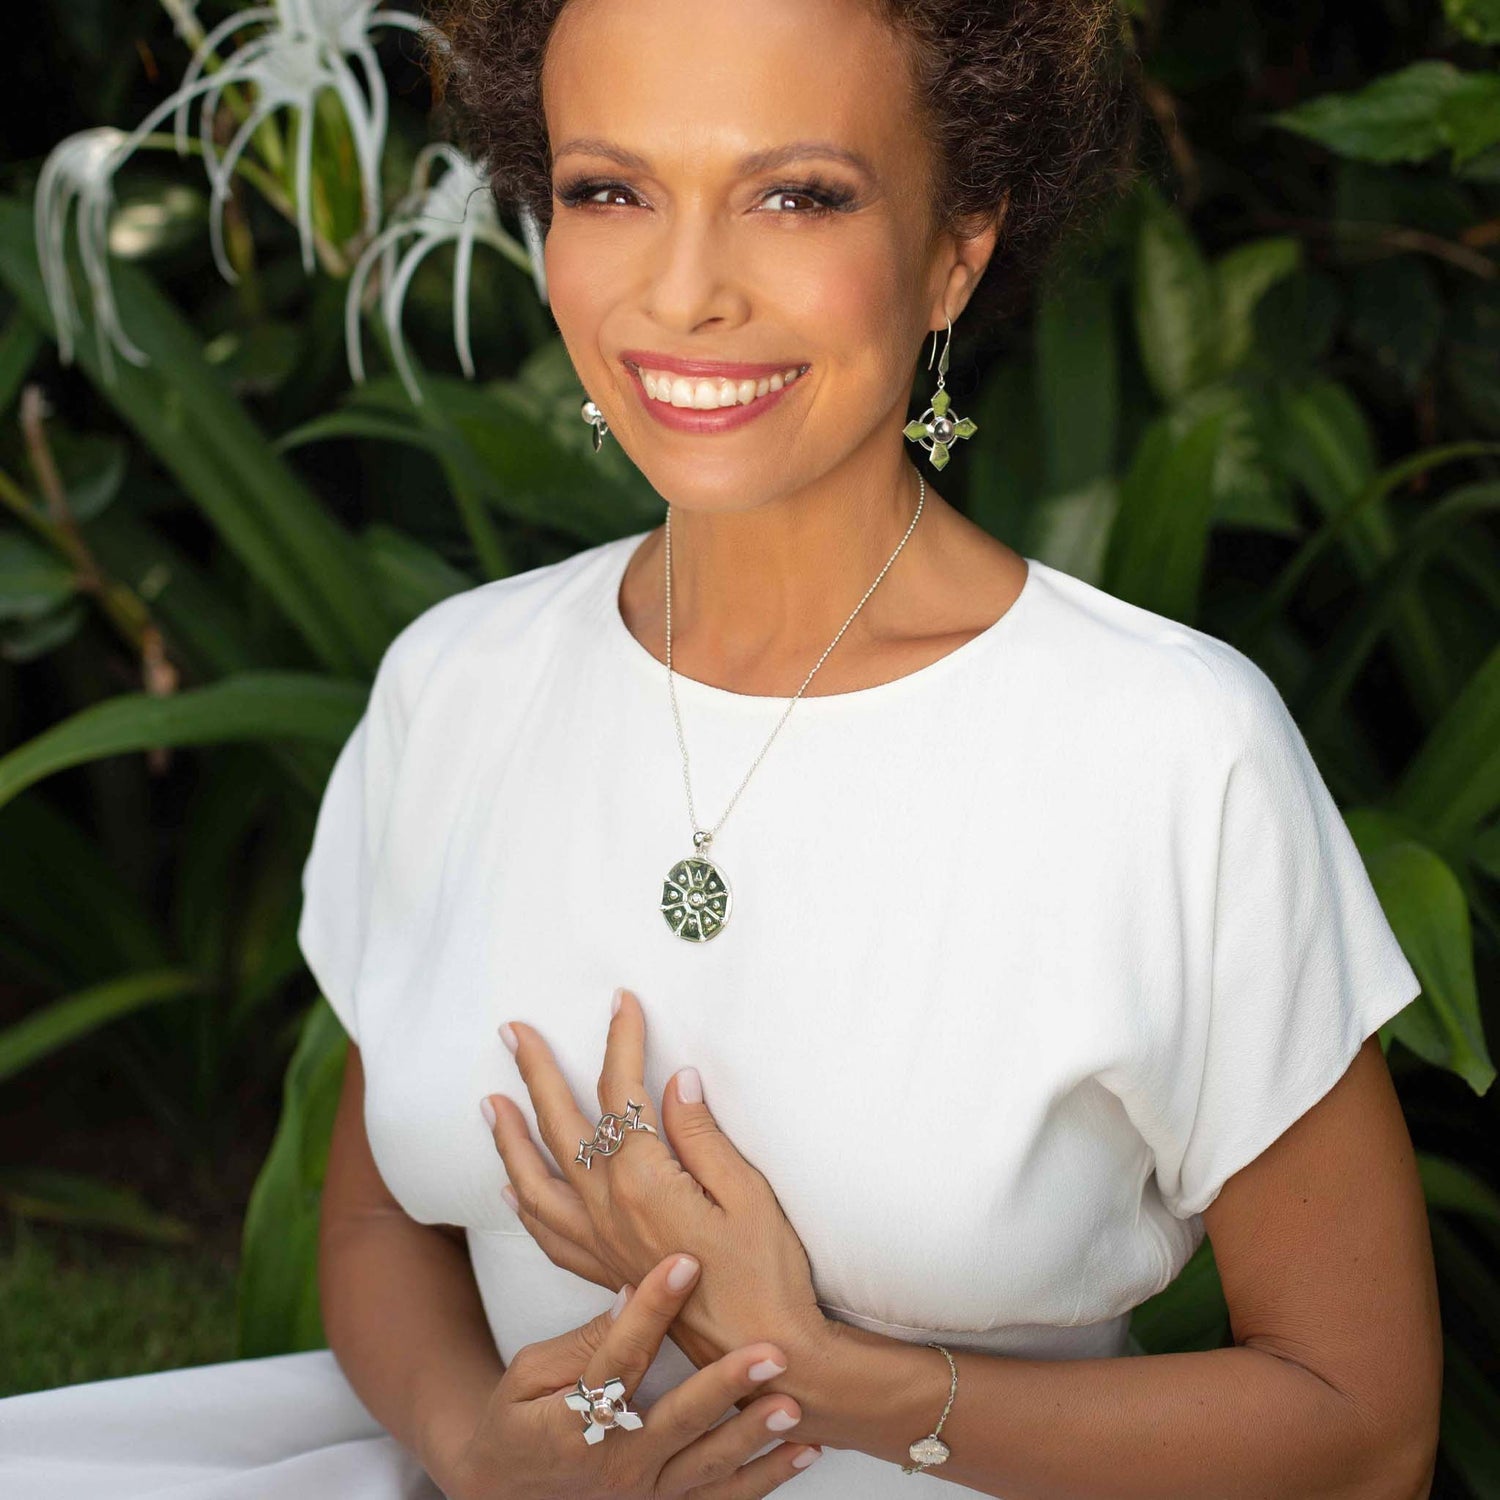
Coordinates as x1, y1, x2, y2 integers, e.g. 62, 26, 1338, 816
0, 1215, 241, 1397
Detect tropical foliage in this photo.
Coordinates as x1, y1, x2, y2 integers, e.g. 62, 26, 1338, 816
1, 2, 1496, 1491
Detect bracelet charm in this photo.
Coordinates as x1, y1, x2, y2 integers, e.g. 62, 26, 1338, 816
901, 1342, 957, 1475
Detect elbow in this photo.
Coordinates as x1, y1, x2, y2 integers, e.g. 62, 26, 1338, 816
1346, 1399, 1439, 1500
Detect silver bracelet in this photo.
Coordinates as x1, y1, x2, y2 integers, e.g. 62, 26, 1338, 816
901, 1342, 957, 1475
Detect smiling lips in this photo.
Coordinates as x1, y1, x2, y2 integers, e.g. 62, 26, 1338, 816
621, 354, 810, 431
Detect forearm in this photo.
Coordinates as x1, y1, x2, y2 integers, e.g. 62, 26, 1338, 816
319, 1213, 503, 1489
783, 1319, 1417, 1500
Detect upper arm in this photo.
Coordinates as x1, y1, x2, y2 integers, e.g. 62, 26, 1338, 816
1201, 1035, 1442, 1491
320, 1042, 467, 1248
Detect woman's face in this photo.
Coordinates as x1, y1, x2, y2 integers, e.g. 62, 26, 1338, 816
540, 0, 991, 512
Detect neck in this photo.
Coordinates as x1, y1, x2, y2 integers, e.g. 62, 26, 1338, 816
658, 451, 931, 682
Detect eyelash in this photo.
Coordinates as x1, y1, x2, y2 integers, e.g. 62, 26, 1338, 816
553, 175, 857, 218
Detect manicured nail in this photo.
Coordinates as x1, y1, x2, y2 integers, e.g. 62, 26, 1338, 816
480, 1096, 497, 1128
611, 986, 624, 1017
747, 1356, 787, 1381
666, 1255, 699, 1291
676, 1066, 702, 1104
498, 1023, 518, 1055
765, 1408, 800, 1431
501, 1183, 518, 1210
791, 1447, 822, 1469
609, 1283, 631, 1320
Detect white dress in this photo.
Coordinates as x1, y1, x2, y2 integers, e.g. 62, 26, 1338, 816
0, 529, 1423, 1498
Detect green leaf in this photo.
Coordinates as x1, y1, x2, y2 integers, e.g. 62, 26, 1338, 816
1444, 0, 1500, 45
0, 1166, 194, 1244
1272, 378, 1378, 513
1036, 270, 1117, 490
1103, 400, 1232, 621
0, 196, 389, 676
0, 304, 44, 417
1347, 813, 1495, 1095
0, 969, 203, 1083
1417, 1151, 1500, 1225
238, 1000, 350, 1355
47, 428, 129, 522
1133, 185, 1218, 402
1393, 636, 1500, 846
361, 522, 476, 631
0, 597, 86, 664
1211, 237, 1302, 374
1270, 61, 1500, 168
0, 672, 369, 814
0, 532, 75, 621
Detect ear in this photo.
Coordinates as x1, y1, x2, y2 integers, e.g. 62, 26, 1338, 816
938, 190, 1007, 326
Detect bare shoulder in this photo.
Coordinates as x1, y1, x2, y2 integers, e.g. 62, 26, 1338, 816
1202, 1035, 1442, 1485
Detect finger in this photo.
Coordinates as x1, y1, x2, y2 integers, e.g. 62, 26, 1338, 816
599, 987, 655, 1126
486, 1092, 597, 1245
580, 1250, 703, 1402
499, 1169, 617, 1288
500, 1019, 599, 1179
659, 1400, 818, 1498
502, 1281, 634, 1402
660, 1063, 763, 1211
689, 1440, 825, 1497
644, 1340, 798, 1491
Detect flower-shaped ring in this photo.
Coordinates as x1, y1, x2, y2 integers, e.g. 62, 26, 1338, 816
564, 1374, 646, 1444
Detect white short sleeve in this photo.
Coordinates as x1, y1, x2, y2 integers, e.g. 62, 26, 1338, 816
1150, 652, 1423, 1221
297, 650, 406, 1046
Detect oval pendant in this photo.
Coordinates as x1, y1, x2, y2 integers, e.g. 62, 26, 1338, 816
661, 855, 732, 942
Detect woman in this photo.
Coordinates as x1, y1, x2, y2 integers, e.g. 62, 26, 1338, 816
0, 0, 1443, 1497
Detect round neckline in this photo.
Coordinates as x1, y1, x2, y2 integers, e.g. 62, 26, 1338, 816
602, 528, 1041, 710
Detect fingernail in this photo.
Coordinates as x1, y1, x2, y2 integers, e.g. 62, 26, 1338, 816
666, 1255, 699, 1291
480, 1096, 497, 1128
676, 1066, 702, 1104
501, 1183, 518, 1210
609, 1283, 631, 1320
747, 1356, 787, 1381
611, 986, 624, 1017
765, 1408, 800, 1431
498, 1023, 518, 1055
791, 1447, 823, 1469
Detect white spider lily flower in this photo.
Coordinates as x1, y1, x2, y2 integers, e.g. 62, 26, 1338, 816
171, 0, 428, 282
35, 0, 430, 378
35, 128, 146, 380
345, 142, 537, 403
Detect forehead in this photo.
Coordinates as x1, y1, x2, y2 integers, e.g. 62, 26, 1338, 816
542, 0, 916, 170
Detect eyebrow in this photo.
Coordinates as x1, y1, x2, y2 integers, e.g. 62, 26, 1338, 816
552, 138, 877, 181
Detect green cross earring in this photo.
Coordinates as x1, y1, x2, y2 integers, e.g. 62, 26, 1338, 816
904, 315, 976, 471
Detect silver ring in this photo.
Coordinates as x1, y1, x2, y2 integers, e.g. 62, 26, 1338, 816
563, 1375, 645, 1443
575, 1098, 658, 1171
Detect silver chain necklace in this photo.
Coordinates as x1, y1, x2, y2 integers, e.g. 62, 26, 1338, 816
657, 473, 926, 941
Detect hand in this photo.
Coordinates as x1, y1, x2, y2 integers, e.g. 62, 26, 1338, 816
441, 1250, 822, 1499
483, 987, 832, 1380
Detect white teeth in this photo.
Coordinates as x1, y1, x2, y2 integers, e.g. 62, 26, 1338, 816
637, 364, 805, 409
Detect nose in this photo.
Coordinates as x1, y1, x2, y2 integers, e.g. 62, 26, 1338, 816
641, 204, 747, 333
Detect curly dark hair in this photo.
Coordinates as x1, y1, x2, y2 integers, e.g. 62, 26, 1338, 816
419, 0, 1144, 344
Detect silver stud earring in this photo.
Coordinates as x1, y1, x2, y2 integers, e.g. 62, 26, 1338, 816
580, 398, 610, 452
904, 315, 977, 471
